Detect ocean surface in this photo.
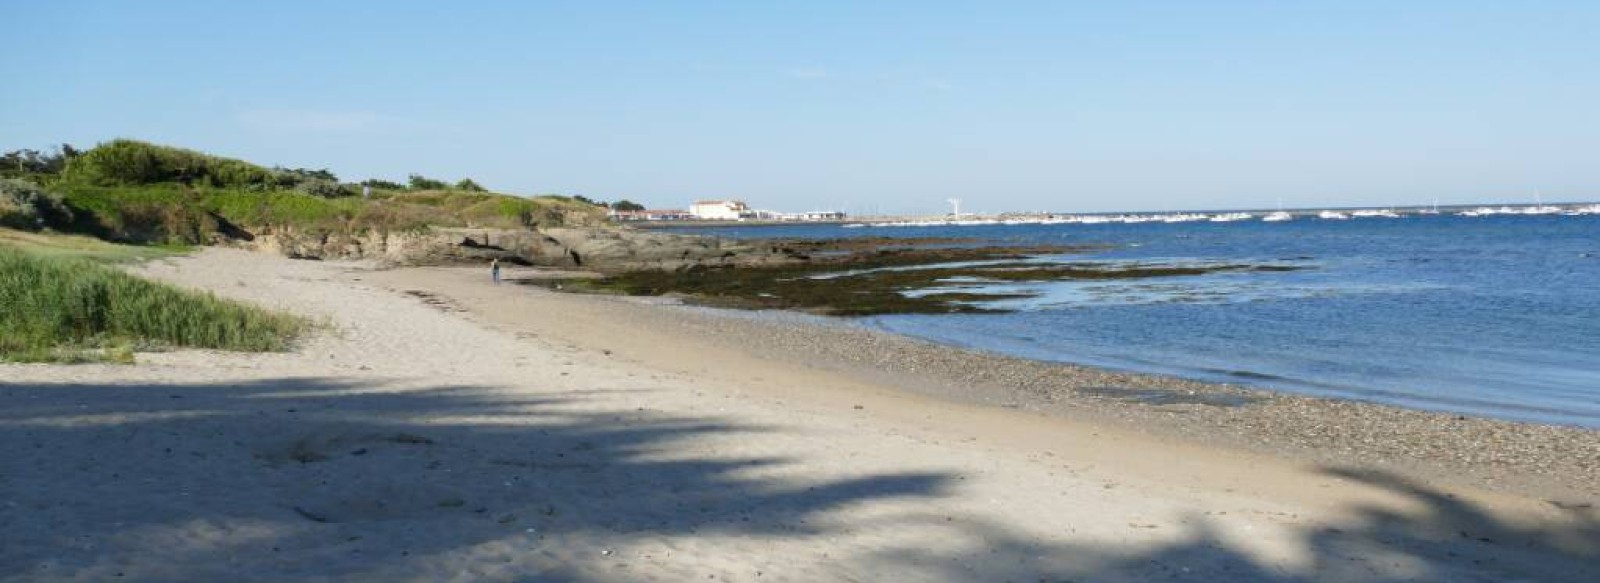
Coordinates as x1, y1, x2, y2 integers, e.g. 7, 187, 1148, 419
665, 214, 1600, 428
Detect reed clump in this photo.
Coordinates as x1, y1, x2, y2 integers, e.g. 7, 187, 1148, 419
0, 246, 305, 361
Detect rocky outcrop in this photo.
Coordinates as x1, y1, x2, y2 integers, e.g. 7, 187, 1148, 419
241, 227, 450, 264
234, 225, 792, 271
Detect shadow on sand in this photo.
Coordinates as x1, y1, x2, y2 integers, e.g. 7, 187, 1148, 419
866, 465, 1598, 582
1, 377, 1594, 582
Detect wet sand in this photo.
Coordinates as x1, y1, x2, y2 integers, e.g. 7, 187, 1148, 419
2, 248, 1595, 582
491, 277, 1600, 502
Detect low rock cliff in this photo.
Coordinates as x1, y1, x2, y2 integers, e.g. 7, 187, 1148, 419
236, 225, 791, 271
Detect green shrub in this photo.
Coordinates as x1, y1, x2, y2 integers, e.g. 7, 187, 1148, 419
407, 174, 450, 190
1, 145, 79, 178
275, 167, 338, 183
0, 246, 305, 361
269, 167, 352, 198
205, 157, 275, 188
62, 139, 276, 188
360, 178, 405, 191
0, 178, 74, 230
290, 178, 352, 198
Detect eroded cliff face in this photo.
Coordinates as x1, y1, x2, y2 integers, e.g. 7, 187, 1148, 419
233, 225, 791, 271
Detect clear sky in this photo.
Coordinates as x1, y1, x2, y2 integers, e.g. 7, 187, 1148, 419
3, 1, 1597, 214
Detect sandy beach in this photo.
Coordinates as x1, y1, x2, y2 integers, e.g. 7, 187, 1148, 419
3, 248, 1596, 582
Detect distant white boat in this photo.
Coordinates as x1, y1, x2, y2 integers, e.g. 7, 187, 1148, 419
1318, 211, 1352, 220
1262, 211, 1293, 222
1162, 213, 1209, 223
1351, 209, 1402, 218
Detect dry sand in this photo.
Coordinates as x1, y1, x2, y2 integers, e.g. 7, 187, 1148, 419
2, 248, 1596, 582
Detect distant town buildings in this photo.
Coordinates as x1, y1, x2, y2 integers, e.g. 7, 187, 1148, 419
689, 200, 751, 220
607, 209, 694, 221
609, 199, 845, 223
790, 209, 851, 217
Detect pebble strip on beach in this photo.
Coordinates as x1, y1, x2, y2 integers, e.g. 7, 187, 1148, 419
592, 296, 1600, 502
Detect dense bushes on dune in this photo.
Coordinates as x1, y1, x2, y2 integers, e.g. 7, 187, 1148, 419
62, 139, 279, 189
2, 139, 608, 243
0, 178, 75, 231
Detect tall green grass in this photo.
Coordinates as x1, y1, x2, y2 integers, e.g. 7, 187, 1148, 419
0, 228, 189, 263
0, 246, 305, 362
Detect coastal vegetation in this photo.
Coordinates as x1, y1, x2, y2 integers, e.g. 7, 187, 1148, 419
0, 140, 608, 245
0, 228, 189, 263
0, 236, 304, 362
0, 144, 80, 181
0, 177, 75, 231
0, 139, 624, 361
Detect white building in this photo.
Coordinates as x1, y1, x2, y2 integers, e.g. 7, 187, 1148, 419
609, 209, 693, 222
689, 200, 751, 220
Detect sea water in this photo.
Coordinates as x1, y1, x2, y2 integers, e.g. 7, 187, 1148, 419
666, 215, 1600, 427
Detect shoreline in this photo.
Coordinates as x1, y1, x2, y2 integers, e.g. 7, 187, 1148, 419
422, 266, 1600, 502
5, 249, 1597, 581
548, 222, 1599, 430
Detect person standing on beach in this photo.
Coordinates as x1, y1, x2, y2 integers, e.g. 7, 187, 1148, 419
490, 258, 501, 284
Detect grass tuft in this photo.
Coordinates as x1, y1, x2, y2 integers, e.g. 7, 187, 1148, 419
0, 228, 189, 263
0, 245, 306, 362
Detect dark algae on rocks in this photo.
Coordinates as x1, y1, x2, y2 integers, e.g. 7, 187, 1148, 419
533, 237, 1306, 316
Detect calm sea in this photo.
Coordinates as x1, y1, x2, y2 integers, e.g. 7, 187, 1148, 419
665, 215, 1600, 428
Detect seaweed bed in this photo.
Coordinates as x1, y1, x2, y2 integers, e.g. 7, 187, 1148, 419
525, 237, 1305, 316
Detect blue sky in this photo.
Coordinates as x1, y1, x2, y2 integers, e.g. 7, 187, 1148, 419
3, 1, 1597, 214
